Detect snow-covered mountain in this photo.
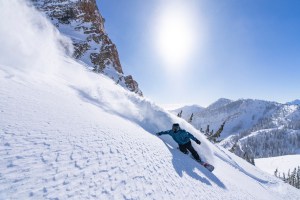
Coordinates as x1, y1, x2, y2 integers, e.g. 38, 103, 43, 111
1, 1, 300, 199
173, 98, 281, 138
206, 98, 233, 110
31, 0, 142, 96
173, 98, 300, 158
287, 99, 300, 106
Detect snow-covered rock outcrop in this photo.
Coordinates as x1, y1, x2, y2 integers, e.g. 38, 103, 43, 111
31, 0, 143, 96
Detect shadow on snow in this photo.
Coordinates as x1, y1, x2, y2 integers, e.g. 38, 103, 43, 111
162, 141, 226, 189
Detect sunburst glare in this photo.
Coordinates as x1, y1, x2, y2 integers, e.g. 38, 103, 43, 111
154, 1, 200, 72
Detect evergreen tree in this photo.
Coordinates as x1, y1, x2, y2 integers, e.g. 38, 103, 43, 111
279, 166, 300, 189
229, 143, 237, 153
287, 170, 291, 185
177, 110, 182, 118
274, 168, 278, 177
241, 152, 255, 165
215, 121, 225, 138
207, 121, 226, 143
188, 113, 193, 123
292, 168, 297, 187
205, 125, 210, 135
296, 166, 300, 189
250, 157, 255, 166
243, 152, 249, 163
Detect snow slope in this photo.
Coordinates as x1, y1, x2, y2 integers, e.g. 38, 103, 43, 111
0, 1, 300, 199
256, 155, 300, 176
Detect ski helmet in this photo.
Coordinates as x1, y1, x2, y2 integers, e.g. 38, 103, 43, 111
172, 123, 180, 132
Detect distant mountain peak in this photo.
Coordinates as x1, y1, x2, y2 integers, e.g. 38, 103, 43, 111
207, 98, 233, 109
182, 104, 204, 109
287, 99, 300, 105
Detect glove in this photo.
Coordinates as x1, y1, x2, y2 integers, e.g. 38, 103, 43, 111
195, 139, 201, 145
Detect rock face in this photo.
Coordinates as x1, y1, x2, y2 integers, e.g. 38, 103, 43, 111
31, 0, 143, 96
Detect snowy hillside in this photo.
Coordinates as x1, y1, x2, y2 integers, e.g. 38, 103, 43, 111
1, 1, 300, 199
224, 128, 300, 158
256, 155, 300, 176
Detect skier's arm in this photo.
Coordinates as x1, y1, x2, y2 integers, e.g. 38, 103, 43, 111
156, 130, 171, 136
187, 131, 201, 144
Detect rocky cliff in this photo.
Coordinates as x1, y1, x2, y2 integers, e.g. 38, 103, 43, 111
31, 0, 143, 96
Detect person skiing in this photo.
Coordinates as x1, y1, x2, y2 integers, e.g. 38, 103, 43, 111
156, 123, 202, 162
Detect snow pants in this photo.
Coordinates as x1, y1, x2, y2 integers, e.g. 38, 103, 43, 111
179, 141, 201, 161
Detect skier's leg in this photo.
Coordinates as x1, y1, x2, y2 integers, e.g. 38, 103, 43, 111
186, 141, 201, 161
178, 144, 188, 154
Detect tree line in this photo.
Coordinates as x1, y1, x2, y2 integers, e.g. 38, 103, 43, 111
274, 166, 300, 189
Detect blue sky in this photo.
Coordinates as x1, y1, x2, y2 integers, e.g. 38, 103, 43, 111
97, 0, 300, 108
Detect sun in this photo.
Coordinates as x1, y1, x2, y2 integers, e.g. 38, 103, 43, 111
154, 2, 199, 72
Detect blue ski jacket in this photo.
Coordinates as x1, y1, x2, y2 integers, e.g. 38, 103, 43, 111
157, 129, 198, 145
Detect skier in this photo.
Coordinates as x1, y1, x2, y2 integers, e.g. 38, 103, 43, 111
156, 123, 202, 162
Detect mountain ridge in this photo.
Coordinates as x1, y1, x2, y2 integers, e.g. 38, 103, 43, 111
206, 98, 233, 110
287, 99, 300, 105
172, 98, 300, 158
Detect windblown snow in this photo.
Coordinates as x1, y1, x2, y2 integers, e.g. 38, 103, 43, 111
0, 1, 299, 199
